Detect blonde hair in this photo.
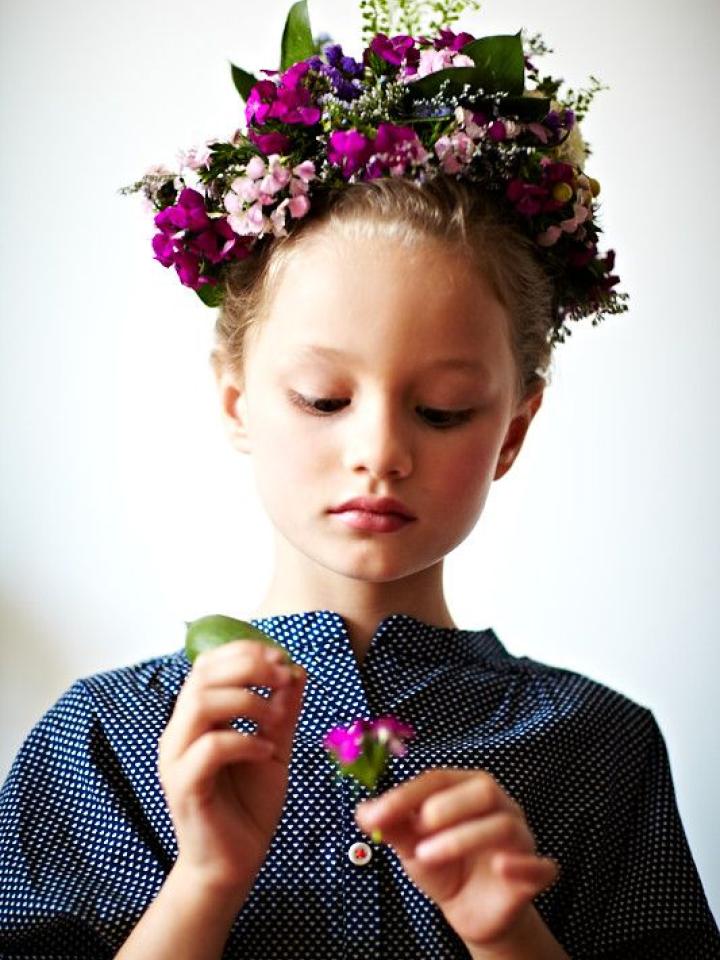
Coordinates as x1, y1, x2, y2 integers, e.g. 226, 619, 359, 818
210, 174, 556, 402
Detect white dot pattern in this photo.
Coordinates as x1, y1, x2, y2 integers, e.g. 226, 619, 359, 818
1, 610, 718, 958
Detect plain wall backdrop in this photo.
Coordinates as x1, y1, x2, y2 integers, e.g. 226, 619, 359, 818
1, 0, 718, 921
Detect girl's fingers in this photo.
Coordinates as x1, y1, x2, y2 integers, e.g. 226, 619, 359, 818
493, 851, 560, 889
271, 666, 307, 765
357, 768, 474, 831
167, 729, 277, 803
415, 774, 522, 836
160, 682, 290, 765
414, 811, 530, 864
191, 643, 291, 688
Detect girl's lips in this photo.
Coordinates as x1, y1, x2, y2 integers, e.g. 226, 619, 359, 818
330, 496, 416, 519
332, 510, 415, 533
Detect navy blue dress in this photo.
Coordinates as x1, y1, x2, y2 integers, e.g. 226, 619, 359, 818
1, 610, 718, 958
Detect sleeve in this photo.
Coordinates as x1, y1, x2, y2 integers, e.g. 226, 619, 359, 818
0, 681, 165, 959
590, 709, 720, 959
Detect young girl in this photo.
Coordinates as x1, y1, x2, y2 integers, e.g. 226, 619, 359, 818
1, 4, 718, 959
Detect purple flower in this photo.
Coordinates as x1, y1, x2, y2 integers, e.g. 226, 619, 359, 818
324, 43, 364, 77
154, 188, 210, 233
328, 129, 374, 178
543, 161, 575, 184
370, 33, 420, 68
245, 80, 279, 126
366, 123, 430, 178
488, 120, 508, 142
151, 188, 249, 291
506, 179, 549, 217
323, 714, 416, 790
433, 28, 475, 52
323, 719, 370, 763
248, 129, 292, 155
151, 231, 176, 267
245, 62, 321, 131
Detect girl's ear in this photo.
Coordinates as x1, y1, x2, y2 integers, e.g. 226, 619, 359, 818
494, 383, 544, 481
216, 368, 252, 455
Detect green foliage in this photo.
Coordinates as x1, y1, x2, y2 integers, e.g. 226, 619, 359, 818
281, 0, 317, 71
360, 0, 483, 48
196, 284, 225, 307
562, 75, 609, 123
230, 62, 258, 102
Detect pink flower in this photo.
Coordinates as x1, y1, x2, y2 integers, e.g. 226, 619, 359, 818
537, 225, 562, 247
414, 47, 474, 79
323, 714, 415, 791
434, 131, 475, 174
177, 143, 213, 172
288, 194, 310, 218
292, 159, 317, 183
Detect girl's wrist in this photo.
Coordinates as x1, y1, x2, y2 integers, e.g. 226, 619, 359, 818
170, 854, 255, 914
462, 906, 570, 960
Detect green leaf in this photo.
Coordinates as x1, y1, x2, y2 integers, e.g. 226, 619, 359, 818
407, 65, 482, 100
196, 283, 224, 308
230, 61, 258, 102
280, 0, 316, 72
461, 32, 526, 95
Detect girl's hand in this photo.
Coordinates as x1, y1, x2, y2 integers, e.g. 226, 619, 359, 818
158, 640, 307, 898
355, 768, 559, 950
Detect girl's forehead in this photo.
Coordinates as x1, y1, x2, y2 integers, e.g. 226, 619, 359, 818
267, 231, 506, 325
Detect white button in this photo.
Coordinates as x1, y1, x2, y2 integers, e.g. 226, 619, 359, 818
348, 841, 373, 866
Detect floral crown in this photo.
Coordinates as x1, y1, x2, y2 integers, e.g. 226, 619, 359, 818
121, 0, 628, 346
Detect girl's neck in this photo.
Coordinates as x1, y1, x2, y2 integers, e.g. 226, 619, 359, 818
249, 557, 457, 666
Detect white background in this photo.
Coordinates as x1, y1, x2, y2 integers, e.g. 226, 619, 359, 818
1, 0, 718, 922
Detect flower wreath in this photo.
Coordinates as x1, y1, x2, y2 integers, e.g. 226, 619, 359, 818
121, 0, 628, 346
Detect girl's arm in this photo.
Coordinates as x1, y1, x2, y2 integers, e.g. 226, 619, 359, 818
114, 642, 307, 959
462, 905, 570, 960
115, 857, 251, 960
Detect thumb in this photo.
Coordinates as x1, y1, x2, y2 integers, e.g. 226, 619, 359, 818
273, 665, 308, 765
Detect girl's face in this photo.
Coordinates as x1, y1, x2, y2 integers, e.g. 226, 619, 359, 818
218, 229, 543, 596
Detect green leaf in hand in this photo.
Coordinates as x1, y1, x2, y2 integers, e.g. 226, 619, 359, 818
184, 613, 296, 665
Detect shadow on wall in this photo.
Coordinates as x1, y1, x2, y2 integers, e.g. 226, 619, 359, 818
0, 589, 73, 782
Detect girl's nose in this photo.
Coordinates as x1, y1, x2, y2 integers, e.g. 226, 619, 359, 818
342, 396, 413, 480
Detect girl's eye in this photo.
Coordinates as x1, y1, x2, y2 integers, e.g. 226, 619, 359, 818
288, 392, 474, 429
418, 407, 475, 429
293, 395, 348, 415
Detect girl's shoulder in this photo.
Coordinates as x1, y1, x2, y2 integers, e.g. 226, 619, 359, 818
476, 637, 661, 754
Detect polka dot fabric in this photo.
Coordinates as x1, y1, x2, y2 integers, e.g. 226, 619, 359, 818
1, 610, 718, 958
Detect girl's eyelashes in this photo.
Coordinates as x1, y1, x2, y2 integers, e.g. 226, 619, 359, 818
287, 390, 476, 430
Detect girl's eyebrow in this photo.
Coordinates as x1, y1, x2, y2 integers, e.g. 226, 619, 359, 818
292, 343, 489, 375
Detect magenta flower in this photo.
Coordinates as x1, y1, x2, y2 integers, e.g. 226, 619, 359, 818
328, 129, 374, 178
245, 80, 279, 126
323, 714, 415, 792
506, 179, 548, 217
245, 62, 321, 131
433, 28, 475, 52
366, 123, 430, 178
151, 188, 249, 291
370, 33, 420, 68
154, 187, 210, 233
248, 129, 292, 155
